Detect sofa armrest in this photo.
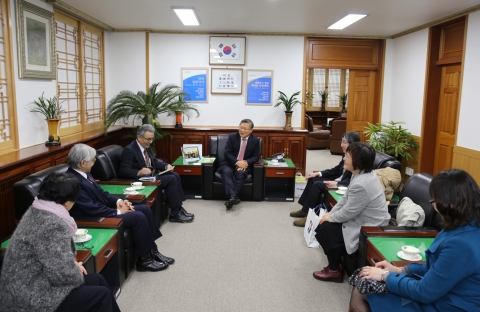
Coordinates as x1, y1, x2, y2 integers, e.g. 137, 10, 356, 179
202, 159, 217, 199
252, 163, 265, 201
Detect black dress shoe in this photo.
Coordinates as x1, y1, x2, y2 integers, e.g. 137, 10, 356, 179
181, 207, 194, 219
169, 213, 193, 223
230, 195, 241, 206
151, 250, 175, 264
136, 254, 168, 272
225, 200, 233, 210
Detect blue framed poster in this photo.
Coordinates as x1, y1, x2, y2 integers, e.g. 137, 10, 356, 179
181, 68, 208, 102
246, 70, 273, 105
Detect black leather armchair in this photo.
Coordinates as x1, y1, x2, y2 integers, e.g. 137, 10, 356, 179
355, 172, 442, 270
203, 134, 264, 201
373, 151, 402, 171
12, 164, 129, 285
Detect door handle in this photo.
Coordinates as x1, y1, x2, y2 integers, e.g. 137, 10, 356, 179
103, 249, 114, 259
183, 170, 192, 173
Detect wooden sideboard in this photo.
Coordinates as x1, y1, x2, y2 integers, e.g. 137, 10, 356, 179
155, 126, 308, 175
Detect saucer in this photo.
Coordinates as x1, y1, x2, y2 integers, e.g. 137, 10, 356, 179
124, 191, 139, 195
270, 162, 279, 166
335, 190, 346, 195
397, 251, 422, 261
74, 234, 92, 243
133, 186, 145, 190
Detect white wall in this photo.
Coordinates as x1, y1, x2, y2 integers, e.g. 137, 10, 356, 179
458, 11, 480, 150
382, 29, 429, 136
11, 0, 57, 148
148, 34, 305, 128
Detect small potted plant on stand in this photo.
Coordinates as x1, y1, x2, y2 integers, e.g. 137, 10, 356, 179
364, 121, 419, 161
339, 93, 348, 113
318, 90, 329, 111
275, 91, 309, 130
29, 93, 65, 146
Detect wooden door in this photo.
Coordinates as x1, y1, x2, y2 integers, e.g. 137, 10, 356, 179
346, 70, 377, 141
433, 64, 461, 174
269, 137, 286, 156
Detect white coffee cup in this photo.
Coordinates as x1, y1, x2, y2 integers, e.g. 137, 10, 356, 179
124, 187, 137, 194
75, 229, 88, 240
131, 182, 142, 189
338, 186, 348, 191
402, 245, 420, 256
271, 159, 278, 164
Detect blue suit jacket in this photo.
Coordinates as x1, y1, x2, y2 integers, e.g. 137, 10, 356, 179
67, 167, 119, 218
119, 140, 168, 179
369, 223, 480, 311
221, 132, 261, 172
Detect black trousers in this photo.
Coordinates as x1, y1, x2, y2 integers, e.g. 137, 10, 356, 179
315, 221, 346, 270
156, 171, 186, 215
56, 274, 120, 312
219, 165, 248, 198
114, 204, 162, 257
298, 176, 330, 213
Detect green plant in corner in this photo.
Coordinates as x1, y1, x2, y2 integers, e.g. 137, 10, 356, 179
275, 90, 305, 112
364, 121, 419, 160
318, 90, 329, 102
29, 93, 65, 119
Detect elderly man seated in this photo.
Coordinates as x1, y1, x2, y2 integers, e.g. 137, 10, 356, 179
66, 143, 173, 272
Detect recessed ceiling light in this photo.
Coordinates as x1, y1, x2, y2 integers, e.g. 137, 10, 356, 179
172, 7, 200, 26
328, 14, 367, 30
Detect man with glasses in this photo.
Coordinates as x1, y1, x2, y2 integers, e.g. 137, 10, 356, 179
66, 144, 173, 272
119, 124, 193, 223
290, 131, 360, 226
219, 119, 261, 210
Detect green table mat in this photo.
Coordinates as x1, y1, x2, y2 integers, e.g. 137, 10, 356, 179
368, 237, 435, 262
99, 184, 156, 197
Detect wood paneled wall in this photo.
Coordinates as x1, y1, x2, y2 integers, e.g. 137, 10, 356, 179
452, 146, 480, 184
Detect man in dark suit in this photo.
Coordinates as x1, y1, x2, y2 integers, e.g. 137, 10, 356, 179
118, 124, 193, 223
219, 119, 261, 210
66, 143, 174, 272
290, 131, 360, 226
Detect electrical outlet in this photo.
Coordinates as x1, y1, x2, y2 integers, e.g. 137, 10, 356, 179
405, 167, 414, 176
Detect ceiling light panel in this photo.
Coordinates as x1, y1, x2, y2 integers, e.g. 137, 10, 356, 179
328, 14, 367, 30
172, 7, 200, 26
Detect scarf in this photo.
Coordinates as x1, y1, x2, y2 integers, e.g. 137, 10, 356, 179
31, 197, 77, 236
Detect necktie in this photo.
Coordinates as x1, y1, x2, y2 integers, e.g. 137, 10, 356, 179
238, 138, 247, 161
144, 149, 151, 167
87, 174, 95, 184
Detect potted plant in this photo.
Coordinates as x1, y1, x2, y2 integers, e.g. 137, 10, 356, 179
318, 90, 329, 111
29, 93, 65, 146
167, 94, 198, 128
364, 121, 419, 161
338, 93, 347, 113
106, 82, 200, 135
275, 91, 307, 130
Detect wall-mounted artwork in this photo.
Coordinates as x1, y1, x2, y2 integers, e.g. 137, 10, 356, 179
16, 0, 56, 79
209, 36, 246, 65
211, 68, 243, 94
181, 68, 208, 102
246, 70, 273, 105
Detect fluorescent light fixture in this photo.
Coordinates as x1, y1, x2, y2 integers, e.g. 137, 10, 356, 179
328, 14, 367, 30
172, 7, 200, 26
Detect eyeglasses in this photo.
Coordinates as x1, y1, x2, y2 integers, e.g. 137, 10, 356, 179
142, 136, 155, 142
429, 199, 435, 204
341, 140, 349, 145
239, 127, 251, 131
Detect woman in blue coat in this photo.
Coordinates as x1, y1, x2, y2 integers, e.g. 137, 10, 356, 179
349, 169, 480, 311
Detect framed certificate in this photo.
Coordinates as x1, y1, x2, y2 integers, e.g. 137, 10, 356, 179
209, 36, 246, 65
211, 68, 243, 94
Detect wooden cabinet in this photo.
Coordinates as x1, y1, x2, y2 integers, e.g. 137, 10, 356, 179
269, 136, 305, 171
166, 134, 204, 163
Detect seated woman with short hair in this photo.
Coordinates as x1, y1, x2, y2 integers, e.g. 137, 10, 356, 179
313, 142, 390, 282
349, 169, 480, 311
0, 172, 120, 312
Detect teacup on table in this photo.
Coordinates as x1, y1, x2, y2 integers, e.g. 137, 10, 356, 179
131, 182, 143, 189
124, 187, 137, 194
338, 186, 348, 191
271, 159, 279, 165
402, 245, 420, 256
75, 229, 88, 241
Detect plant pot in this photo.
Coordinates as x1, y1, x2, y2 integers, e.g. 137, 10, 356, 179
284, 111, 293, 130
45, 119, 61, 146
175, 112, 183, 128
341, 101, 347, 113
321, 100, 326, 112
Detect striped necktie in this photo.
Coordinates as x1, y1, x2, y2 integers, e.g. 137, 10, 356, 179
238, 138, 247, 161
144, 149, 151, 167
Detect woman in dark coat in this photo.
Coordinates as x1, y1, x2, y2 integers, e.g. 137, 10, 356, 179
0, 172, 120, 312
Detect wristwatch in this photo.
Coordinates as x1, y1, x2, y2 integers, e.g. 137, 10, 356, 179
381, 270, 390, 282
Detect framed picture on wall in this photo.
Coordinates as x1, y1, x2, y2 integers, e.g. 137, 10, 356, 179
211, 68, 243, 94
181, 68, 208, 102
209, 36, 246, 65
16, 0, 56, 79
245, 69, 273, 105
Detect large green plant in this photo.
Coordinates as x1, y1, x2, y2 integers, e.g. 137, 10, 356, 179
105, 82, 200, 131
275, 91, 306, 112
29, 93, 65, 119
364, 121, 419, 160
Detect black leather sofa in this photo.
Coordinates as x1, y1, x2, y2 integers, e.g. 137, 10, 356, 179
203, 134, 264, 201
373, 150, 402, 171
